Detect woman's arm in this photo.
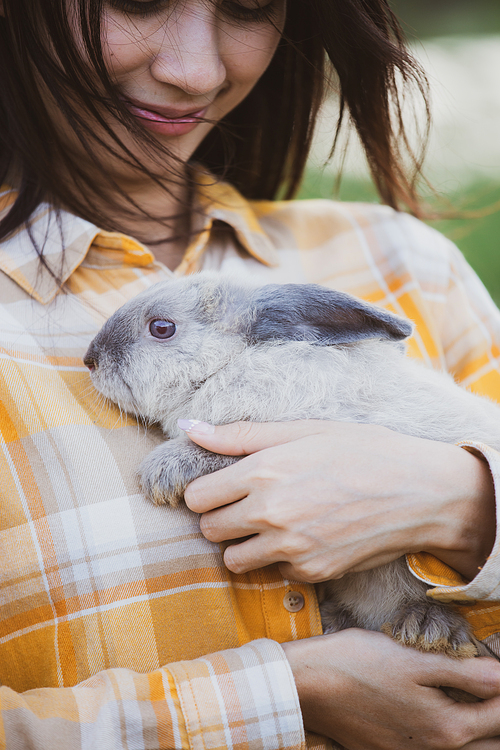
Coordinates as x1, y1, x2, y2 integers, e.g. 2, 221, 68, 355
0, 640, 303, 750
4, 629, 500, 750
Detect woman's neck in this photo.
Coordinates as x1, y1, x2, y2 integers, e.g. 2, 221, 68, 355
114, 197, 192, 271
78, 167, 194, 270
98, 167, 194, 270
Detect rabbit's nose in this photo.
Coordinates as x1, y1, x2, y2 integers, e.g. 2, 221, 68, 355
83, 344, 99, 372
84, 355, 98, 372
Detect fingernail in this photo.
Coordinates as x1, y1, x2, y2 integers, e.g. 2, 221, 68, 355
178, 419, 215, 435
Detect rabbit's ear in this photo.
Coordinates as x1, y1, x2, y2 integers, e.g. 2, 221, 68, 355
247, 284, 413, 346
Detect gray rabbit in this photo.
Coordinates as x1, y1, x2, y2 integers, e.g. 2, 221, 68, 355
84, 272, 500, 663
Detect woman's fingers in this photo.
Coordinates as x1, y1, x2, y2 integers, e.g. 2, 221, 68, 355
184, 444, 286, 513
223, 534, 286, 573
200, 497, 312, 574
422, 655, 500, 700
184, 422, 315, 512
464, 696, 500, 743
418, 655, 500, 743
453, 695, 500, 747
199, 500, 260, 541
180, 419, 326, 456
184, 459, 251, 512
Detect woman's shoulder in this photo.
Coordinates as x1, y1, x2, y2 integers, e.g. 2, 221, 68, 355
252, 197, 450, 248
250, 197, 458, 287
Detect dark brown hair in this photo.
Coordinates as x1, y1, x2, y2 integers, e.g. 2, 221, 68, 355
0, 0, 430, 250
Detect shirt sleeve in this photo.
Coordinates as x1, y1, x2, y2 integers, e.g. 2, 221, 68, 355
405, 230, 500, 603
0, 639, 305, 750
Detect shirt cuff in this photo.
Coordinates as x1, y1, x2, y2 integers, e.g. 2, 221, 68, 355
407, 440, 500, 603
166, 638, 306, 750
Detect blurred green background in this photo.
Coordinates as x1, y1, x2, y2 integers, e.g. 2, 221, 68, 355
389, 0, 500, 37
300, 1, 500, 306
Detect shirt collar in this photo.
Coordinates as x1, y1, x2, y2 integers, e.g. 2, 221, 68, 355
177, 169, 279, 275
0, 174, 278, 305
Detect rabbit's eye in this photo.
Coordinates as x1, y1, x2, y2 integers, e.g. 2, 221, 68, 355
149, 319, 176, 339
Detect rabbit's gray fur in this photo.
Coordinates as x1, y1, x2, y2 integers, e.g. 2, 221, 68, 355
85, 272, 500, 661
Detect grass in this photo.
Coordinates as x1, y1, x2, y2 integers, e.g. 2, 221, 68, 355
389, 0, 500, 38
298, 170, 500, 307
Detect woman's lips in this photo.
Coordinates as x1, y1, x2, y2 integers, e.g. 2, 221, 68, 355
124, 102, 208, 136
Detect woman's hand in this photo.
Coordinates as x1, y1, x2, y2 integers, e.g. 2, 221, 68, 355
281, 630, 500, 749
182, 420, 496, 581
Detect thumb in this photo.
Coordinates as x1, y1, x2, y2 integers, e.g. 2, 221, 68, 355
177, 419, 324, 455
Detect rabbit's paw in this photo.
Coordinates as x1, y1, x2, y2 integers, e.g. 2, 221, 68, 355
139, 444, 189, 506
139, 439, 239, 507
381, 602, 477, 659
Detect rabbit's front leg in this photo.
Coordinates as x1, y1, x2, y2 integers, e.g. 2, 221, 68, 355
139, 437, 240, 507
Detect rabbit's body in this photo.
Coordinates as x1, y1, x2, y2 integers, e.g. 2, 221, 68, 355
85, 272, 500, 661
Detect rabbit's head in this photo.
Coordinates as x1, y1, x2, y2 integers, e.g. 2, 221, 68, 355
84, 272, 413, 426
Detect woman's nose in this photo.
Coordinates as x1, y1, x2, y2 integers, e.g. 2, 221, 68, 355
150, 3, 227, 97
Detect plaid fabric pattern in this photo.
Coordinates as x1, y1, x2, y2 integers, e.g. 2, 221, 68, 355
1, 175, 500, 748
2, 640, 303, 750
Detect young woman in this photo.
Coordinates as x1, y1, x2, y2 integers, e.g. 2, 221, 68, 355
1, 0, 500, 748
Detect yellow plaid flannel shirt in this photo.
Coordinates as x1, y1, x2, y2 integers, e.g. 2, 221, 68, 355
1, 172, 500, 749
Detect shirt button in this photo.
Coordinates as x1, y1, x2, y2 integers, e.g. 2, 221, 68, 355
283, 591, 305, 612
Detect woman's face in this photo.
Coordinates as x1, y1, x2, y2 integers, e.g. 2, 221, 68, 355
97, 0, 285, 164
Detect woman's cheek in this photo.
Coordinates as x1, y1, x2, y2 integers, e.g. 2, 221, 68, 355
220, 25, 282, 94
101, 12, 164, 79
